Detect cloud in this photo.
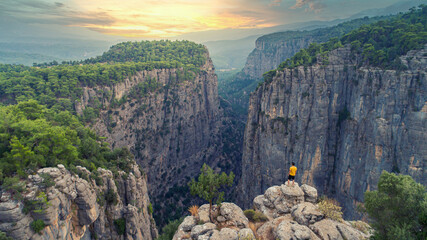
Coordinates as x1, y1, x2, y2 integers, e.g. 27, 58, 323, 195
290, 0, 325, 13
269, 0, 282, 7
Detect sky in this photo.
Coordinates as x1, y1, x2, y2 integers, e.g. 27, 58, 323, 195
0, 0, 411, 38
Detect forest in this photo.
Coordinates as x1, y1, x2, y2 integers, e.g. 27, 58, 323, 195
272, 5, 427, 76
0, 40, 208, 183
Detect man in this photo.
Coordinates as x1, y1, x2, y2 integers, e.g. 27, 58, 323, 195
287, 162, 297, 186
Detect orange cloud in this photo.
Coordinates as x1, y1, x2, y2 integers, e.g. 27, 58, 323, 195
67, 0, 276, 37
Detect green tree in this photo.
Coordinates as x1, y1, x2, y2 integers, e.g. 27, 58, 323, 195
189, 164, 235, 221
364, 171, 427, 240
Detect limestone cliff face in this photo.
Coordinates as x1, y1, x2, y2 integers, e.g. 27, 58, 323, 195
173, 183, 370, 240
0, 164, 157, 240
75, 55, 241, 224
238, 45, 427, 218
241, 37, 314, 81
229, 37, 314, 110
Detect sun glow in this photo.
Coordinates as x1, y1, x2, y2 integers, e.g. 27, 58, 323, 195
68, 0, 274, 37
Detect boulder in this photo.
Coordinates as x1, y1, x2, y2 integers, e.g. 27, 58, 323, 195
291, 202, 324, 226
275, 220, 320, 240
190, 223, 216, 239
180, 216, 196, 232
257, 215, 292, 240
238, 228, 256, 240
210, 228, 238, 240
198, 204, 211, 223
310, 219, 367, 240
218, 203, 249, 228
300, 184, 318, 203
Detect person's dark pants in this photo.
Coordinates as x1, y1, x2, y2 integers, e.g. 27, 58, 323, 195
288, 175, 295, 180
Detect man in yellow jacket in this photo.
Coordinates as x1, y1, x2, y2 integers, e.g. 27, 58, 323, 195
287, 162, 297, 186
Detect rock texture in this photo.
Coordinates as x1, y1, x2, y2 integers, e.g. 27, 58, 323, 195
227, 17, 388, 111
173, 202, 253, 240
0, 164, 157, 240
239, 44, 427, 218
173, 184, 369, 240
75, 53, 242, 224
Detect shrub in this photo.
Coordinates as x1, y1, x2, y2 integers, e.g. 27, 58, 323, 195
317, 197, 343, 222
364, 171, 426, 240
0, 231, 13, 240
38, 173, 55, 189
148, 202, 153, 215
2, 177, 26, 199
114, 218, 126, 235
105, 189, 118, 205
30, 219, 45, 234
156, 218, 184, 240
350, 221, 370, 234
188, 205, 199, 217
244, 209, 269, 222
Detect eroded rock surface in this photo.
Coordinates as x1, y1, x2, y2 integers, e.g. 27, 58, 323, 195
0, 164, 157, 240
239, 45, 427, 218
173, 184, 369, 240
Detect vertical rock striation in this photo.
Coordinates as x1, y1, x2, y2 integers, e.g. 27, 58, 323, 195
239, 45, 427, 218
0, 164, 157, 240
75, 54, 241, 224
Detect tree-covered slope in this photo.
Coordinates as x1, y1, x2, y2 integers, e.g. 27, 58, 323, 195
272, 5, 427, 74
0, 40, 209, 180
219, 15, 392, 117
0, 41, 208, 108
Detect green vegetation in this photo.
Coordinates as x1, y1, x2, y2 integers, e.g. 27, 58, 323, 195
0, 40, 207, 109
364, 171, 426, 240
275, 5, 427, 72
0, 100, 134, 182
105, 189, 119, 205
30, 219, 46, 234
0, 231, 13, 240
258, 15, 391, 46
317, 196, 343, 222
243, 209, 269, 222
156, 218, 184, 240
113, 218, 126, 235
189, 164, 235, 221
148, 202, 153, 215
219, 15, 388, 115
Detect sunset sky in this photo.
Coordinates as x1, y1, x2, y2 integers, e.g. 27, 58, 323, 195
0, 0, 411, 38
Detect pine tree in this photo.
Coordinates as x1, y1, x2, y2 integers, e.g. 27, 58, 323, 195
189, 164, 235, 221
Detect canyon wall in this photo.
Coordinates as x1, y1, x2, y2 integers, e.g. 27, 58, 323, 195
238, 45, 426, 218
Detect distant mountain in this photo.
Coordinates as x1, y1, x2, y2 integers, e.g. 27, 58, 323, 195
203, 0, 426, 71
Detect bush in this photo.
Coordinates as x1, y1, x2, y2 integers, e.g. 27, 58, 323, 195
148, 202, 153, 215
105, 189, 118, 205
114, 218, 126, 235
156, 218, 183, 240
0, 231, 13, 240
30, 219, 45, 234
244, 209, 269, 222
2, 177, 26, 200
317, 197, 343, 222
365, 171, 426, 240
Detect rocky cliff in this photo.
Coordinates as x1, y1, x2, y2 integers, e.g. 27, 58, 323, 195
173, 183, 370, 240
0, 164, 157, 240
238, 44, 427, 218
75, 54, 242, 225
224, 16, 389, 112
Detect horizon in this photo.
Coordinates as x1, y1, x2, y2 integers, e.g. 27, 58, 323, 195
0, 0, 410, 39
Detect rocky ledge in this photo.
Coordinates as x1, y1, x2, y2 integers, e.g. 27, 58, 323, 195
0, 164, 157, 240
173, 183, 370, 240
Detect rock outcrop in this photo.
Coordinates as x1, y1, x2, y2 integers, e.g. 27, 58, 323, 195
74, 53, 242, 224
173, 183, 370, 240
227, 16, 388, 111
0, 164, 157, 240
239, 44, 427, 218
